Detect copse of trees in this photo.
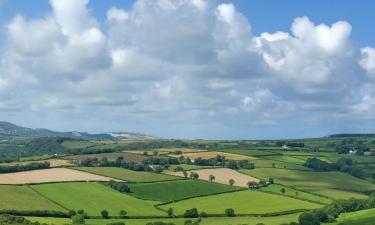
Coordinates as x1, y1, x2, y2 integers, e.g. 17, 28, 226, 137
0, 161, 50, 173
304, 157, 365, 178
106, 180, 131, 193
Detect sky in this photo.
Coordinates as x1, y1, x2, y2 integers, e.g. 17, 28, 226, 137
0, 0, 375, 140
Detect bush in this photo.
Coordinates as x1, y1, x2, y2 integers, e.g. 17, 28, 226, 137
184, 208, 199, 218
101, 210, 109, 219
225, 208, 235, 217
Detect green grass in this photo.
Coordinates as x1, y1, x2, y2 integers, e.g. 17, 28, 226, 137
73, 167, 181, 182
128, 180, 242, 202
28, 213, 300, 225
241, 168, 375, 199
262, 155, 307, 165
160, 190, 321, 215
332, 208, 375, 225
31, 182, 165, 217
167, 164, 217, 171
0, 185, 65, 211
260, 184, 332, 204
253, 159, 311, 170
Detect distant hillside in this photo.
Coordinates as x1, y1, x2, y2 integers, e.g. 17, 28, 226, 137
328, 133, 375, 138
0, 121, 158, 141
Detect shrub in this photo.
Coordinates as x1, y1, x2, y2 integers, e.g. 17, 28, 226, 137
225, 208, 235, 217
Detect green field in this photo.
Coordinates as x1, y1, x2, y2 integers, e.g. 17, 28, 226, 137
241, 168, 375, 199
252, 159, 311, 170
260, 184, 332, 204
73, 167, 181, 182
0, 185, 65, 211
331, 208, 375, 225
128, 180, 242, 202
28, 213, 300, 225
167, 164, 217, 171
31, 182, 165, 217
160, 190, 321, 215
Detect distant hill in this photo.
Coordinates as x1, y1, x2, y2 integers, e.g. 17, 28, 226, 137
0, 121, 158, 141
328, 133, 375, 138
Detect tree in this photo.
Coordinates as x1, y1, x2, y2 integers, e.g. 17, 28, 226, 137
71, 214, 85, 224
259, 180, 267, 186
247, 181, 258, 189
209, 175, 215, 182
167, 208, 174, 218
183, 170, 188, 178
119, 210, 127, 218
154, 166, 163, 174
298, 212, 320, 225
272, 163, 276, 168
190, 172, 199, 180
184, 208, 199, 218
101, 210, 109, 219
225, 208, 235, 217
295, 192, 299, 197
280, 188, 286, 194
268, 177, 274, 184
229, 179, 235, 186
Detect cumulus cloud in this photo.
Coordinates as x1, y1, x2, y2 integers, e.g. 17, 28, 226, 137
0, 0, 374, 138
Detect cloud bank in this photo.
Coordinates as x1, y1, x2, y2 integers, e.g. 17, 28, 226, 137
0, 0, 374, 138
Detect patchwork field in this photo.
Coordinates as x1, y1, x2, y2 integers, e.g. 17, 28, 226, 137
160, 190, 321, 215
27, 213, 300, 225
168, 168, 259, 187
128, 180, 242, 202
0, 168, 115, 184
241, 168, 375, 199
74, 167, 181, 182
0, 185, 65, 211
174, 151, 256, 160
64, 152, 147, 162
31, 182, 165, 217
260, 184, 332, 204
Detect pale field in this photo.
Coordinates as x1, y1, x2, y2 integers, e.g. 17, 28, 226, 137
0, 168, 116, 184
168, 168, 259, 188
125, 148, 205, 155
172, 151, 257, 160
0, 159, 73, 167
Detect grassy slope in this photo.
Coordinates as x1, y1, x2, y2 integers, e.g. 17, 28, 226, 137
0, 185, 65, 211
31, 182, 165, 217
128, 180, 242, 202
241, 168, 375, 199
332, 208, 375, 225
260, 184, 332, 204
160, 190, 321, 215
73, 167, 181, 182
28, 213, 300, 225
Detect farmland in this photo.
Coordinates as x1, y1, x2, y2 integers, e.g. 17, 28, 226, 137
241, 168, 375, 199
74, 167, 181, 182
332, 208, 375, 225
0, 185, 65, 211
31, 182, 164, 217
168, 168, 259, 187
128, 180, 241, 202
0, 168, 115, 184
160, 190, 321, 215
174, 151, 256, 160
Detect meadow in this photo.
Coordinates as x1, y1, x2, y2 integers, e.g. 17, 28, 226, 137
331, 208, 375, 225
74, 167, 181, 182
128, 180, 242, 202
241, 168, 375, 199
0, 185, 64, 211
31, 182, 165, 217
160, 190, 321, 215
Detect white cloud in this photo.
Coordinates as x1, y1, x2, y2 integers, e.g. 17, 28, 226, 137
0, 0, 374, 138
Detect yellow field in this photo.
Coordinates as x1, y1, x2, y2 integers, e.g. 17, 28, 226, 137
174, 151, 257, 160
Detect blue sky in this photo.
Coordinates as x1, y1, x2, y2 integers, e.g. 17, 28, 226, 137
0, 0, 374, 139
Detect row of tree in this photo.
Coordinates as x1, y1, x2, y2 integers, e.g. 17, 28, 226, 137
0, 161, 50, 173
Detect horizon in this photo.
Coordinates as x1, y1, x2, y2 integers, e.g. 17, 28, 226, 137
1, 0, 375, 139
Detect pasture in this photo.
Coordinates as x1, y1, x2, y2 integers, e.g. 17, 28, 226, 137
176, 151, 256, 160
333, 208, 375, 225
0, 168, 114, 184
128, 180, 241, 202
260, 184, 332, 204
64, 152, 147, 162
31, 182, 165, 217
27, 213, 300, 225
241, 168, 375, 199
160, 190, 321, 215
73, 167, 181, 182
0, 185, 65, 211
168, 168, 259, 187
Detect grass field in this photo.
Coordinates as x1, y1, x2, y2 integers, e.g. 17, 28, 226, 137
27, 213, 300, 225
167, 164, 218, 171
241, 168, 375, 199
31, 182, 165, 217
128, 180, 242, 202
260, 184, 332, 204
0, 185, 65, 211
331, 208, 375, 225
64, 152, 147, 163
252, 159, 311, 170
74, 167, 181, 182
176, 151, 256, 160
160, 190, 321, 215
